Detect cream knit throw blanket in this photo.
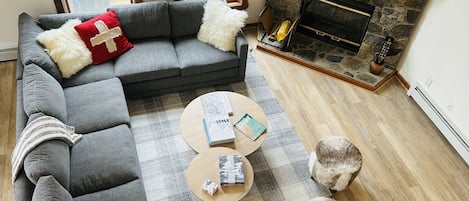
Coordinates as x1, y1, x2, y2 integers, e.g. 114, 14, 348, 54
11, 116, 82, 184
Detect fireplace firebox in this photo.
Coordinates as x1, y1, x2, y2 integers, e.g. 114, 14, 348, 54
298, 0, 375, 52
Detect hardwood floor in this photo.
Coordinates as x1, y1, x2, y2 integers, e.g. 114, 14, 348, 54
1, 30, 468, 200
243, 28, 469, 201
0, 61, 16, 201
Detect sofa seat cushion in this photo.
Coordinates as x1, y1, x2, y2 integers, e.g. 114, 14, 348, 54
174, 36, 239, 76
64, 78, 129, 133
62, 61, 115, 88
114, 38, 180, 84
69, 125, 141, 197
73, 179, 146, 201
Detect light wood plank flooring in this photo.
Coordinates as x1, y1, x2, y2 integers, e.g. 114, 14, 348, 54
1, 30, 469, 200
0, 61, 16, 201
243, 28, 469, 201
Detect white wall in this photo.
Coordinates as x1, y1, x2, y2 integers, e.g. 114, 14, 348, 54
400, 0, 469, 142
0, 0, 56, 50
245, 0, 265, 24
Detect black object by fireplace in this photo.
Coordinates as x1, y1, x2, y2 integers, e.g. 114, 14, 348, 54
298, 0, 375, 53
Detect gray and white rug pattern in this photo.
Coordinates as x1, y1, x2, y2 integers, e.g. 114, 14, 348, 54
127, 52, 330, 201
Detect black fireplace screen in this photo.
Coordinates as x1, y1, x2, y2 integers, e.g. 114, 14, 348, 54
298, 0, 375, 52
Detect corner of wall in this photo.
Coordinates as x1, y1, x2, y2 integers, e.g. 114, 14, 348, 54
395, 0, 433, 78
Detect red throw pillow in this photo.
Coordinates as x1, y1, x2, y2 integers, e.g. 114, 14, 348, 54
74, 10, 133, 64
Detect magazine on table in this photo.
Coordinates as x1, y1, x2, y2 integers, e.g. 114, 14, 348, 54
203, 114, 236, 146
234, 113, 266, 141
201, 93, 233, 116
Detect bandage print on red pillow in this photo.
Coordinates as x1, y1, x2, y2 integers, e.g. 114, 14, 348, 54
74, 10, 133, 64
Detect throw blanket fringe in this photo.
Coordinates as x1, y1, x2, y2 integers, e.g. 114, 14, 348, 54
11, 116, 82, 184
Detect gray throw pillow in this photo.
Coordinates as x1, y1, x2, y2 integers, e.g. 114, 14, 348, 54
32, 175, 73, 201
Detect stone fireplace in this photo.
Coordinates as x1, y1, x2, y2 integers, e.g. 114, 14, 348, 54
298, 0, 375, 53
257, 0, 427, 91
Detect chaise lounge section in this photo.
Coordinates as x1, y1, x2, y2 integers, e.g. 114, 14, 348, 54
14, 0, 249, 200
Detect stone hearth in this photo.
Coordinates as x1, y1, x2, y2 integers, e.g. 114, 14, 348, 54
290, 33, 395, 87
258, 0, 427, 91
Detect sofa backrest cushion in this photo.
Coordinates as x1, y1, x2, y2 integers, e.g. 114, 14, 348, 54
38, 12, 101, 30
18, 13, 62, 82
110, 1, 171, 40
169, 0, 206, 38
32, 175, 73, 201
23, 64, 67, 122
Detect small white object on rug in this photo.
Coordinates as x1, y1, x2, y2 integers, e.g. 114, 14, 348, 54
308, 151, 317, 178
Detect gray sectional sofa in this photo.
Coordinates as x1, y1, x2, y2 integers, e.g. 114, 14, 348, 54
14, 0, 248, 200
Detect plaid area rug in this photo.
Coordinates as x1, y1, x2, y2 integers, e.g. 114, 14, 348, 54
127, 51, 331, 201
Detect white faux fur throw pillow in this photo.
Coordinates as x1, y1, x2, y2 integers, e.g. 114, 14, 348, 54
197, 0, 248, 52
37, 19, 92, 78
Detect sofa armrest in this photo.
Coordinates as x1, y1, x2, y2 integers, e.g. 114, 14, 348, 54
18, 13, 62, 82
14, 170, 35, 201
24, 140, 71, 189
32, 176, 73, 201
235, 31, 249, 79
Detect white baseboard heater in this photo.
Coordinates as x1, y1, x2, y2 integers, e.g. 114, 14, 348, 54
407, 83, 469, 165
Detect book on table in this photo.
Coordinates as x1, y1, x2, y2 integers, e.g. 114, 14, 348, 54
234, 113, 266, 141
201, 92, 233, 116
219, 155, 245, 186
203, 114, 236, 146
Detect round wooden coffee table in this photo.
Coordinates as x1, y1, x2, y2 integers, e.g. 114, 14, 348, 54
186, 147, 254, 201
180, 91, 268, 156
